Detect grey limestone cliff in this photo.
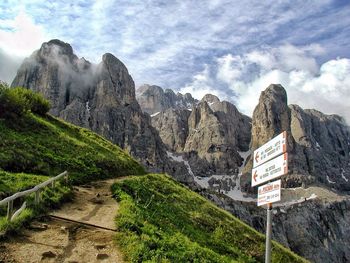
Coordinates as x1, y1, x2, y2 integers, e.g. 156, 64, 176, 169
242, 84, 350, 192
138, 84, 252, 177
136, 84, 197, 114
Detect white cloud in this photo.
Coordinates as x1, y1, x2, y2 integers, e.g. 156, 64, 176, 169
182, 44, 350, 124
0, 11, 48, 57
0, 1, 349, 120
179, 65, 229, 101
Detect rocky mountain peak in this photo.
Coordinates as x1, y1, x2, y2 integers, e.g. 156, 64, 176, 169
102, 53, 128, 71
242, 84, 350, 192
39, 39, 77, 62
136, 84, 197, 114
261, 83, 287, 103
201, 94, 220, 106
251, 83, 291, 150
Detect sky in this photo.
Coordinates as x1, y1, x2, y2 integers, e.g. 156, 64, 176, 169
1, 0, 350, 122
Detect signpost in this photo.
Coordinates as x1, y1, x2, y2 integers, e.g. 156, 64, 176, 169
251, 153, 288, 187
251, 131, 288, 263
253, 131, 287, 167
257, 179, 281, 207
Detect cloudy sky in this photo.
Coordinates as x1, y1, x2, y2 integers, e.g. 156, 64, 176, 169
1, 0, 350, 122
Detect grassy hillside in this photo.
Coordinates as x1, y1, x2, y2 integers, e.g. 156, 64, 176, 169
0, 113, 145, 186
0, 171, 48, 196
0, 95, 146, 232
112, 174, 308, 263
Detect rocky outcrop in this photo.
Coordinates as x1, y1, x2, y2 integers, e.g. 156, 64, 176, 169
242, 84, 350, 191
11, 39, 193, 184
151, 108, 191, 152
289, 105, 350, 191
139, 86, 252, 176
184, 99, 251, 176
201, 189, 350, 263
136, 84, 197, 114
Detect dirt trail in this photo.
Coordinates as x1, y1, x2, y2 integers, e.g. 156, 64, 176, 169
0, 179, 124, 263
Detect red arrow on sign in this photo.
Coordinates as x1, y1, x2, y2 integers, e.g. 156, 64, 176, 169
255, 152, 260, 163
253, 171, 258, 182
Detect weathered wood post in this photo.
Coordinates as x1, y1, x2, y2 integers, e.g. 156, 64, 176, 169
35, 190, 41, 204
7, 200, 13, 220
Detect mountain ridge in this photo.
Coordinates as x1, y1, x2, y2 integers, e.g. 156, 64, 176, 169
9, 39, 350, 262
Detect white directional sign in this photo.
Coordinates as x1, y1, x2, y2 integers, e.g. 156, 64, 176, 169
258, 179, 281, 206
251, 153, 288, 187
253, 131, 287, 168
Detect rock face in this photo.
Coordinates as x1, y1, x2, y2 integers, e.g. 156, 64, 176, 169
184, 98, 251, 176
202, 190, 350, 263
136, 84, 197, 114
151, 109, 191, 152
11, 39, 193, 184
242, 84, 350, 191
139, 85, 252, 176
289, 105, 350, 190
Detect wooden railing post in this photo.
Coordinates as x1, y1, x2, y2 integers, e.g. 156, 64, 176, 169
0, 171, 68, 221
65, 172, 69, 184
35, 190, 41, 204
7, 200, 13, 220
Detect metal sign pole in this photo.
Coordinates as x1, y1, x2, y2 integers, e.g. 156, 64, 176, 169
265, 202, 272, 263
252, 131, 288, 262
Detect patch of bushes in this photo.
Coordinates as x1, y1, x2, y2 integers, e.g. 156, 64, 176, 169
0, 85, 50, 118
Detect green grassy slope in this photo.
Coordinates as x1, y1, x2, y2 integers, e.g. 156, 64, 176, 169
0, 171, 48, 195
0, 113, 146, 187
0, 111, 145, 233
112, 174, 308, 263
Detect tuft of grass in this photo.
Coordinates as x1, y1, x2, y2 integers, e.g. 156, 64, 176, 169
112, 174, 309, 263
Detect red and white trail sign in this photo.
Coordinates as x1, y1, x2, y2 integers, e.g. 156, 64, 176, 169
257, 179, 281, 206
253, 131, 287, 168
251, 153, 288, 187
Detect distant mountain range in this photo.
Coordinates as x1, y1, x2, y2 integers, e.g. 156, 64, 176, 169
10, 39, 350, 262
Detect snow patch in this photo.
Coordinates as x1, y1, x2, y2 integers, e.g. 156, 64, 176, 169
207, 101, 216, 109
166, 151, 194, 176
315, 141, 321, 151
341, 169, 348, 182
326, 175, 336, 184
224, 150, 255, 202
167, 150, 255, 202
86, 101, 91, 113
151, 112, 160, 117
238, 150, 251, 173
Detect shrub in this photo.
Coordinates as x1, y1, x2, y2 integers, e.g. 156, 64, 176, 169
0, 85, 50, 118
30, 93, 51, 115
0, 87, 30, 118
16, 88, 51, 115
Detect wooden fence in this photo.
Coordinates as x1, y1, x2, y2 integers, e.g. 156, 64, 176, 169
0, 171, 68, 221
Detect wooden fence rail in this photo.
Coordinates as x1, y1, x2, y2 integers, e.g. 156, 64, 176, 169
0, 171, 68, 221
